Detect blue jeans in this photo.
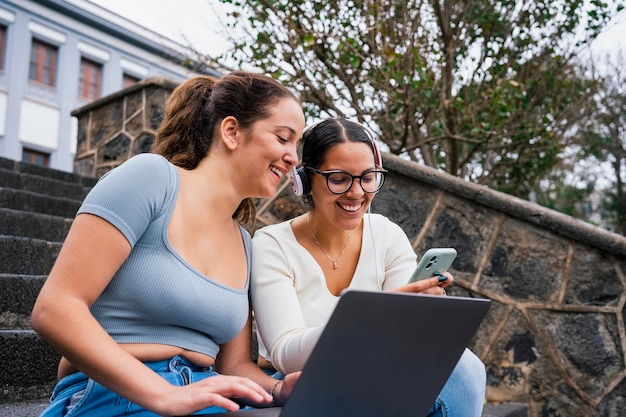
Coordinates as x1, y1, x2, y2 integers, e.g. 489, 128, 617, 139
39, 356, 232, 416
429, 348, 486, 417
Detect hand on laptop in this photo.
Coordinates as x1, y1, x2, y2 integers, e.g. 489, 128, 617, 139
163, 374, 274, 416
271, 371, 302, 407
389, 272, 453, 296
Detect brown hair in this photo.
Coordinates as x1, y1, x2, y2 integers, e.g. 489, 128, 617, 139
152, 71, 298, 225
300, 118, 379, 205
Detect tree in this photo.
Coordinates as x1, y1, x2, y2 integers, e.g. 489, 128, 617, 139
572, 53, 626, 234
217, 0, 622, 198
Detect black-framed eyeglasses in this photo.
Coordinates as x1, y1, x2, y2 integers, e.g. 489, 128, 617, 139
307, 167, 388, 194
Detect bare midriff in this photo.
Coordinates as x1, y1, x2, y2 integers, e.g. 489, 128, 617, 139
57, 343, 216, 379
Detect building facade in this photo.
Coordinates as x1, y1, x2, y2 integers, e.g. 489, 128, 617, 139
0, 0, 224, 172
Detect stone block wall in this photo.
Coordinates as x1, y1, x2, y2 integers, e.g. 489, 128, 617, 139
72, 77, 179, 177
72, 77, 626, 417
252, 157, 626, 417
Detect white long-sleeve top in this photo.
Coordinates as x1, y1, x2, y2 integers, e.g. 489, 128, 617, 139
250, 213, 417, 374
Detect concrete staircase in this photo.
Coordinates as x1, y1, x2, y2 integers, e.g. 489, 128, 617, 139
0, 156, 96, 414
0, 156, 528, 416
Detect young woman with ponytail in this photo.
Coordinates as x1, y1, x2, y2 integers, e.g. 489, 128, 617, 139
32, 71, 305, 417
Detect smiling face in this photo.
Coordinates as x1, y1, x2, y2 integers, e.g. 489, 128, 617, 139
309, 141, 377, 232
239, 97, 305, 198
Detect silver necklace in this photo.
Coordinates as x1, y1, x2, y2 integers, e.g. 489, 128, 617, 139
307, 212, 352, 270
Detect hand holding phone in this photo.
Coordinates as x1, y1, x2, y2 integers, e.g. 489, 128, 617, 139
407, 248, 457, 284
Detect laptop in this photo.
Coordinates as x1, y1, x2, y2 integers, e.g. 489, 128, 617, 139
202, 290, 491, 417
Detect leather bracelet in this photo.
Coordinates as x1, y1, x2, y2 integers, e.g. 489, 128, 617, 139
269, 380, 283, 406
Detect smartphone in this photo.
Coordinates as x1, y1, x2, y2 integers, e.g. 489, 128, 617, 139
407, 248, 457, 283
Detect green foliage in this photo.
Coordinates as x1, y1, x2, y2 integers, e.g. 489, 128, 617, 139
216, 0, 622, 203
568, 54, 626, 233
534, 180, 596, 219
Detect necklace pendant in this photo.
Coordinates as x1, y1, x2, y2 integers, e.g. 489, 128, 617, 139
307, 212, 351, 273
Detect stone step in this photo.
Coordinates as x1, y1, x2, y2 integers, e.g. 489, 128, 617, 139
0, 167, 21, 189
0, 399, 50, 416
0, 156, 97, 187
0, 188, 82, 218
0, 274, 46, 329
482, 403, 529, 417
0, 330, 59, 403
0, 399, 529, 416
0, 169, 91, 201
0, 236, 61, 276
0, 208, 72, 242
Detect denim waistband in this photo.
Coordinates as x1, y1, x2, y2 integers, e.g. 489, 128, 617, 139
54, 355, 213, 394
148, 355, 215, 373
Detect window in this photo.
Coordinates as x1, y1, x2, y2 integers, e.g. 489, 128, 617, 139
0, 25, 6, 70
29, 39, 58, 87
123, 73, 141, 88
22, 148, 50, 167
79, 57, 102, 100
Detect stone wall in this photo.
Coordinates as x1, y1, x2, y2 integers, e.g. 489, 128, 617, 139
72, 77, 626, 417
254, 156, 626, 417
72, 77, 179, 177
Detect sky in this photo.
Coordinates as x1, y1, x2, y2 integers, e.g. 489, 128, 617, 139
89, 0, 234, 57
589, 10, 626, 67
89, 0, 626, 65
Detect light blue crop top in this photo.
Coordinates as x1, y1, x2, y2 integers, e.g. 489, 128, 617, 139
78, 153, 251, 358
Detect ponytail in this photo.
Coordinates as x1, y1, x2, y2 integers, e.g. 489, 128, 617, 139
152, 75, 217, 169
153, 71, 298, 226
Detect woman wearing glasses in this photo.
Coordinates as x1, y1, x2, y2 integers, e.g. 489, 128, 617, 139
250, 118, 486, 417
